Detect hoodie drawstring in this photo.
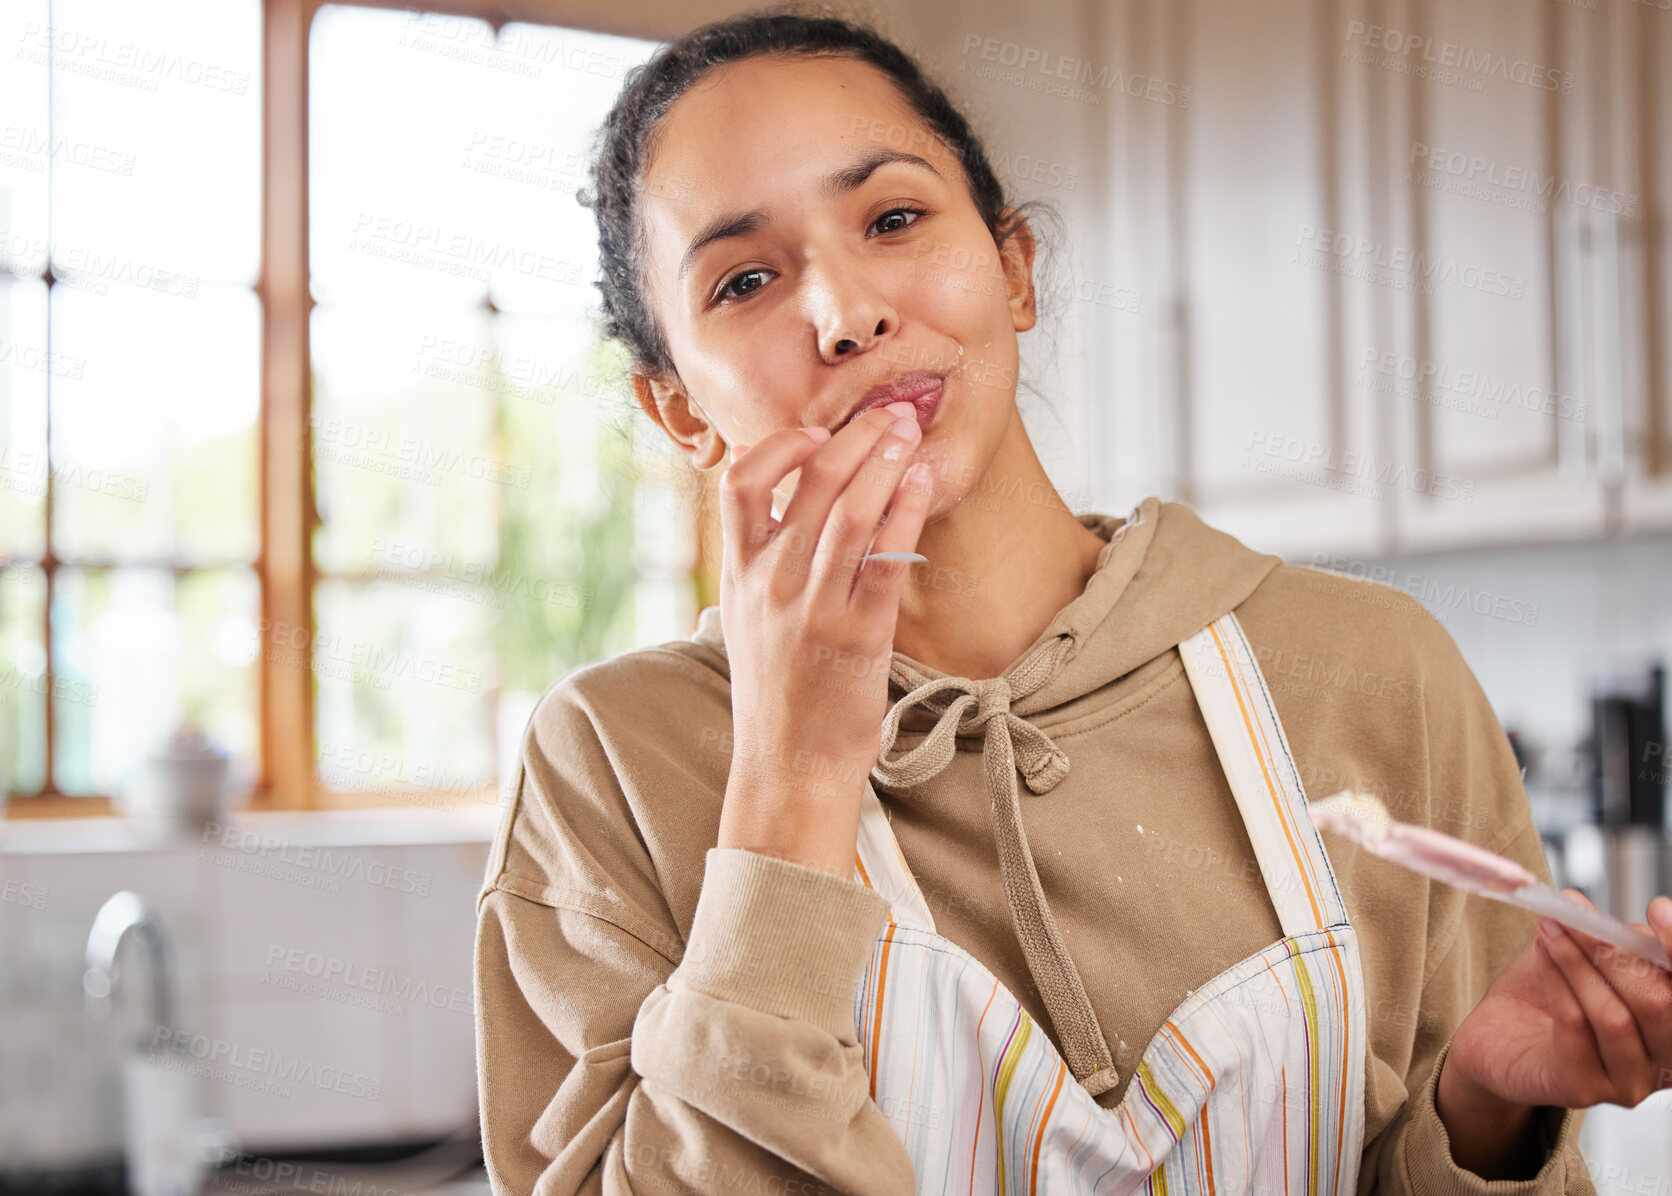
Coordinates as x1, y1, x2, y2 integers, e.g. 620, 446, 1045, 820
870, 633, 1121, 1099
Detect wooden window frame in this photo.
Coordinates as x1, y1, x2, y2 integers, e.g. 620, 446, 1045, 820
7, 0, 736, 819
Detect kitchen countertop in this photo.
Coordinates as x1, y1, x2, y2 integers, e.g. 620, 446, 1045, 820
0, 806, 503, 855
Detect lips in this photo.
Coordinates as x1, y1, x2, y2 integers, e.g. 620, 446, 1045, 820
838, 370, 946, 433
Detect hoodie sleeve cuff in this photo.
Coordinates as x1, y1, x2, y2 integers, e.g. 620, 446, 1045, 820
667, 847, 894, 1042
1403, 1037, 1580, 1195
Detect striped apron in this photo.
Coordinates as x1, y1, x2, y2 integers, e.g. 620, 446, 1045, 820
850, 612, 1368, 1194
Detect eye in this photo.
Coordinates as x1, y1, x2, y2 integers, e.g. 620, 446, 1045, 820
715, 268, 774, 304
869, 206, 926, 236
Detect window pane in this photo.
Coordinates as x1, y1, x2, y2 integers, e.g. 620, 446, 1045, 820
0, 276, 50, 559
0, 0, 50, 278
0, 563, 47, 796
51, 566, 257, 795
309, 5, 499, 306
308, 8, 658, 311
492, 316, 646, 689
50, 283, 259, 563
486, 23, 659, 316
310, 302, 504, 575
314, 578, 496, 795
48, 0, 261, 287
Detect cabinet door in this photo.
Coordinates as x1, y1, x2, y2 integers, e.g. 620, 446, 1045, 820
1171, 0, 1387, 562
1389, 0, 1608, 551
1617, 0, 1672, 531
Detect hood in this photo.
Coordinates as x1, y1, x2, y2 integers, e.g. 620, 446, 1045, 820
688, 495, 1282, 1099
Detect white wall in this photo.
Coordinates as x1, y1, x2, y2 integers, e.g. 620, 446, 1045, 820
1331, 534, 1672, 753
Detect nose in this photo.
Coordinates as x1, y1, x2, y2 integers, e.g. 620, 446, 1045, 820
807, 256, 898, 365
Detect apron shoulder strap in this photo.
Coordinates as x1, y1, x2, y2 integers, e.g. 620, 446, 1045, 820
853, 779, 937, 931
1178, 612, 1350, 937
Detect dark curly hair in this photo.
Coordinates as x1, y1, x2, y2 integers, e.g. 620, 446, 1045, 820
577, 6, 1049, 381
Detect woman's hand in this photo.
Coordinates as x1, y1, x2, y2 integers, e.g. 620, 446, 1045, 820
1435, 890, 1672, 1178
713, 399, 935, 878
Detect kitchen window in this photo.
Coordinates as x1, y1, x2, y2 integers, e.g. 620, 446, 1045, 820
0, 0, 690, 817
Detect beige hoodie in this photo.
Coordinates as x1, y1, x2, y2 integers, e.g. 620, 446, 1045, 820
474, 497, 1595, 1195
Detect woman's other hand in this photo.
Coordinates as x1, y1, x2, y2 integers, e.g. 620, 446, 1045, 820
1435, 890, 1672, 1177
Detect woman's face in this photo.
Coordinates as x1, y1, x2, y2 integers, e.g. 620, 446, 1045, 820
634, 52, 1036, 518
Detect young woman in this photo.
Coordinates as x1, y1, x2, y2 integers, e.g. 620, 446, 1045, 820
473, 12, 1672, 1194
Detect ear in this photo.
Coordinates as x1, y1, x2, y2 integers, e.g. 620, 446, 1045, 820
630, 369, 728, 470
995, 209, 1038, 333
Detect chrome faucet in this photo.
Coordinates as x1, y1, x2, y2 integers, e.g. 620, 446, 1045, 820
83, 891, 232, 1196
84, 890, 175, 1050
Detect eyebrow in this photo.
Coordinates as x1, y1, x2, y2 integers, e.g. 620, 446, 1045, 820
675, 148, 942, 282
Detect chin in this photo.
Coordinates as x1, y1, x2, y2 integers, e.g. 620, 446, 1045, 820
915, 428, 987, 500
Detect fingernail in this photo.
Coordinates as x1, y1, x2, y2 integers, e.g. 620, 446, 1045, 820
802, 426, 831, 443
883, 400, 915, 419
1540, 918, 1564, 938
888, 415, 920, 440
1650, 896, 1672, 931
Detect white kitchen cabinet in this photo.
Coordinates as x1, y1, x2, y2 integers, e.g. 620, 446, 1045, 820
1613, 0, 1672, 533
1155, 0, 1390, 562
1082, 0, 1668, 559
1386, 0, 1610, 552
